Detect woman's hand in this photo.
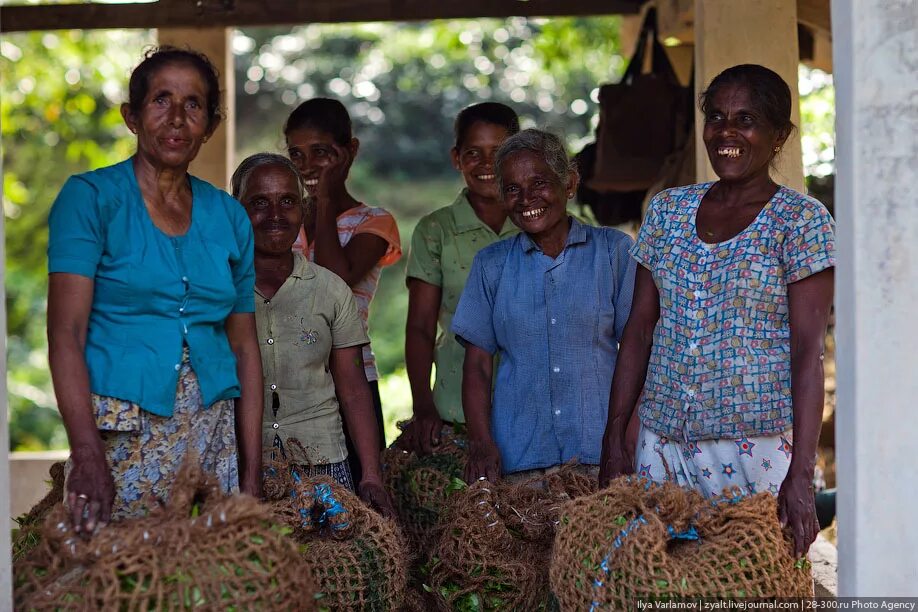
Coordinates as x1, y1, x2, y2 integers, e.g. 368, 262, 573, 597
464, 436, 501, 483
778, 471, 820, 558
67, 444, 115, 535
358, 479, 396, 519
598, 431, 635, 488
404, 278, 445, 455
399, 403, 444, 455
314, 143, 352, 203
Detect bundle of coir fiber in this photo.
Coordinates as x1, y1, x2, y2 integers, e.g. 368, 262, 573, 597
550, 477, 814, 610
426, 466, 597, 611
14, 461, 317, 611
264, 459, 408, 611
382, 423, 468, 557
12, 461, 64, 563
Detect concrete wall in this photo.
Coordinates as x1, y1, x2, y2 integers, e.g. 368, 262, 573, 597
8, 451, 68, 524
833, 0, 918, 596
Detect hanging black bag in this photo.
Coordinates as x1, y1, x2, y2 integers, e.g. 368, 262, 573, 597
589, 7, 686, 193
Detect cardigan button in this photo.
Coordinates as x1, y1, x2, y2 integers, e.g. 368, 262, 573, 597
174, 364, 181, 371
267, 338, 274, 345
272, 423, 279, 429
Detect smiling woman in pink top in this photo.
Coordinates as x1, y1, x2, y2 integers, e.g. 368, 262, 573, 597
284, 98, 401, 484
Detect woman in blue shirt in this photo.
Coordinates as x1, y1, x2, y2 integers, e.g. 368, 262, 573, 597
451, 129, 636, 483
47, 47, 263, 533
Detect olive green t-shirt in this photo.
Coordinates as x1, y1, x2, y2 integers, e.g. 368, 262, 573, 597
405, 190, 519, 423
256, 252, 368, 465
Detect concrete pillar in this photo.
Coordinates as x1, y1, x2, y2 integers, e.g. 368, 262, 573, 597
693, 0, 805, 192
832, 0, 918, 596
156, 27, 235, 190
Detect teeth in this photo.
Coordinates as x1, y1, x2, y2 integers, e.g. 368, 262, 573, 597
718, 147, 742, 158
521, 207, 547, 219
304, 178, 318, 186
476, 174, 495, 180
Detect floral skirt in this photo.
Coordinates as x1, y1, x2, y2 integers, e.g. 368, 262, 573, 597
66, 348, 239, 520
634, 425, 793, 498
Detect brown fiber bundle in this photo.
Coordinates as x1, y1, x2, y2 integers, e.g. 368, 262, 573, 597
14, 461, 317, 611
550, 477, 814, 610
427, 466, 597, 611
265, 463, 409, 611
382, 424, 468, 558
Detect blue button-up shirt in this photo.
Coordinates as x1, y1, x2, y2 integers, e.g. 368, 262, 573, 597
48, 158, 255, 417
451, 218, 636, 474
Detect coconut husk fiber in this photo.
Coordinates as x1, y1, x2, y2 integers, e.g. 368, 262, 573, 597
549, 477, 814, 610
264, 455, 409, 612
382, 423, 468, 557
12, 461, 65, 563
14, 460, 317, 611
426, 465, 597, 611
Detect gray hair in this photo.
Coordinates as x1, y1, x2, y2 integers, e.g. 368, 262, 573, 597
231, 152, 307, 202
495, 128, 573, 193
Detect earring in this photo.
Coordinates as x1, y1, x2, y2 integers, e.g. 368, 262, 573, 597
773, 146, 781, 152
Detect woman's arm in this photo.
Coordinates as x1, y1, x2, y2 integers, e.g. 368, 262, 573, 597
599, 265, 660, 486
47, 272, 114, 534
461, 343, 500, 483
225, 312, 264, 497
311, 142, 390, 286
330, 345, 395, 517
780, 267, 834, 557
403, 278, 444, 453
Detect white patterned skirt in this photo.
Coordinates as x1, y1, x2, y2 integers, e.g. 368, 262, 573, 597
634, 425, 794, 498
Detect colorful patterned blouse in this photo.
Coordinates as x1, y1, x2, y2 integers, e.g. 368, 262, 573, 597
632, 183, 836, 441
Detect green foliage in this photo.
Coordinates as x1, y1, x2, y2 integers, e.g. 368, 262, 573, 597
233, 17, 626, 173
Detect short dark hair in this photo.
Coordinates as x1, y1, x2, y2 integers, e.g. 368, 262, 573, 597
284, 97, 353, 145
231, 152, 306, 202
454, 102, 520, 150
128, 46, 222, 128
699, 64, 795, 137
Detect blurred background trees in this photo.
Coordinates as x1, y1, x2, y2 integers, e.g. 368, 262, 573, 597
2, 18, 835, 448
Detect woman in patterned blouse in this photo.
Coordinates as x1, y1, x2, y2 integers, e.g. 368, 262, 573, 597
599, 64, 835, 558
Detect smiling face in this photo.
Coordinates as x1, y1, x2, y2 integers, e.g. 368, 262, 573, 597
122, 62, 215, 170
451, 121, 512, 201
702, 82, 788, 184
240, 163, 305, 256
285, 126, 356, 192
499, 149, 576, 238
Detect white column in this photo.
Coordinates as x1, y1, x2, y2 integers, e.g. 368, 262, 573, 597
0, 165, 12, 608
156, 27, 235, 190
833, 0, 918, 597
693, 0, 805, 192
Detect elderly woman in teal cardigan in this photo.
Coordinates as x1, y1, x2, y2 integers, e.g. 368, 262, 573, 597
47, 47, 263, 533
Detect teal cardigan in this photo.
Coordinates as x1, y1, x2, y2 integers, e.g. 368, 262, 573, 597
47, 158, 255, 416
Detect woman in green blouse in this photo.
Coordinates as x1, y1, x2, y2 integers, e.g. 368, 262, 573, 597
402, 103, 520, 454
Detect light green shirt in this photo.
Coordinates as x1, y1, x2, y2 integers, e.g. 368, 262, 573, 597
255, 252, 369, 464
405, 189, 519, 423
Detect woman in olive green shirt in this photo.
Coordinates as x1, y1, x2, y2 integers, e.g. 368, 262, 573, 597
232, 153, 394, 517
402, 103, 520, 454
